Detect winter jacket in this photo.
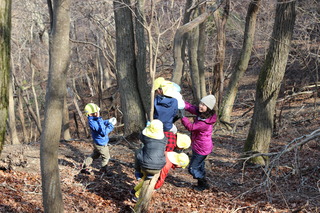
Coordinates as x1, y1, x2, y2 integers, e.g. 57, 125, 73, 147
87, 116, 114, 146
181, 101, 217, 155
154, 95, 178, 131
137, 134, 167, 170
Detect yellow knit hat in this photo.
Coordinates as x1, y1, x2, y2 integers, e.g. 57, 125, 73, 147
142, 119, 164, 139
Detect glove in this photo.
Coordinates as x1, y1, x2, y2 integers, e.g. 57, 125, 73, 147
109, 117, 117, 125
179, 109, 185, 118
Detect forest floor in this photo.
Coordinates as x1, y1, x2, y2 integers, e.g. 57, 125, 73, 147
1, 73, 320, 212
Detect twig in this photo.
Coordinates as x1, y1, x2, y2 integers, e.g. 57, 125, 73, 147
237, 128, 320, 162
231, 201, 261, 213
0, 183, 17, 191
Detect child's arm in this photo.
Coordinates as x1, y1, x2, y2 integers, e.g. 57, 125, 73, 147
181, 117, 207, 132
184, 101, 198, 115
101, 119, 114, 135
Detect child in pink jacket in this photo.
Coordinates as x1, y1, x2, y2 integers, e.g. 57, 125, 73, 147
181, 95, 217, 191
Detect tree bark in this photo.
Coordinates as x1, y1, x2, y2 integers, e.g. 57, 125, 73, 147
135, 0, 150, 119
188, 9, 201, 102
198, 4, 207, 98
219, 0, 261, 123
0, 0, 11, 155
188, 3, 207, 102
172, 12, 210, 85
171, 0, 193, 85
172, 0, 223, 86
17, 89, 28, 142
212, 0, 230, 109
62, 95, 71, 140
8, 71, 19, 144
244, 0, 296, 165
40, 0, 70, 212
114, 0, 145, 134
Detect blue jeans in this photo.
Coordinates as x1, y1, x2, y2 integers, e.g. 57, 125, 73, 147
188, 151, 208, 179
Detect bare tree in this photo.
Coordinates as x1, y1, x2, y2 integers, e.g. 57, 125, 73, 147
212, 0, 230, 108
172, 0, 223, 86
188, 2, 208, 102
171, 0, 193, 86
135, 0, 150, 119
0, 0, 11, 155
219, 0, 261, 124
188, 6, 201, 101
244, 0, 296, 165
7, 71, 19, 144
114, 0, 146, 134
62, 95, 71, 140
40, 0, 70, 212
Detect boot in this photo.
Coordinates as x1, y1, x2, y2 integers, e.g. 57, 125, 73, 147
194, 178, 209, 191
100, 165, 113, 176
80, 164, 91, 175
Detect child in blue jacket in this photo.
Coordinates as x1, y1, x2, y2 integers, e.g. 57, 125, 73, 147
153, 78, 178, 133
81, 103, 117, 174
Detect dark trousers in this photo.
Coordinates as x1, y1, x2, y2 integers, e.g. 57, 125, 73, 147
188, 150, 208, 179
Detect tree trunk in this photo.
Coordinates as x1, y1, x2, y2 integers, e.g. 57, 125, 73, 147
244, 0, 296, 165
62, 95, 71, 140
212, 0, 230, 109
172, 0, 223, 85
31, 64, 42, 132
0, 0, 11, 155
198, 4, 207, 98
40, 0, 70, 212
114, 0, 145, 134
17, 89, 28, 142
188, 13, 201, 101
73, 96, 89, 138
23, 95, 42, 134
171, 0, 193, 85
172, 12, 209, 85
135, 0, 150, 119
188, 3, 207, 102
220, 0, 261, 123
8, 72, 19, 144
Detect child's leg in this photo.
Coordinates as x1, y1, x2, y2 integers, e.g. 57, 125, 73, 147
83, 147, 100, 168
134, 173, 147, 198
98, 145, 110, 167
188, 151, 207, 179
133, 169, 160, 198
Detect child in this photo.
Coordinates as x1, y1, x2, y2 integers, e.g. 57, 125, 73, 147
132, 119, 167, 202
180, 95, 217, 191
153, 77, 178, 134
154, 133, 191, 190
80, 103, 117, 174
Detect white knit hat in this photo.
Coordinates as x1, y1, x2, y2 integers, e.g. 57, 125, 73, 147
200, 95, 216, 110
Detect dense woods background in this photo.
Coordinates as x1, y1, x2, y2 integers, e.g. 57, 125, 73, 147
0, 0, 319, 212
